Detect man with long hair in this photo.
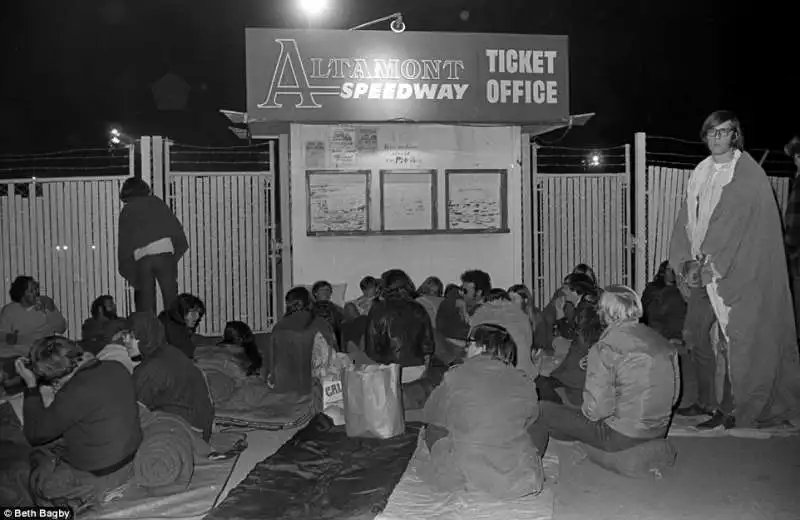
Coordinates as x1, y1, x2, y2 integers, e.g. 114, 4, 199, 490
669, 111, 800, 429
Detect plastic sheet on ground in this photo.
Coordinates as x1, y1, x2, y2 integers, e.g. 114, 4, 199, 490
206, 418, 421, 520
375, 432, 559, 520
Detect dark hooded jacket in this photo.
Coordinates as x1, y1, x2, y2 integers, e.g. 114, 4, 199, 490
158, 309, 196, 359
129, 312, 214, 441
365, 288, 434, 367
117, 195, 188, 287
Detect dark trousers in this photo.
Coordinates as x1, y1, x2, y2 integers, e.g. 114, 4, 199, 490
527, 401, 647, 456
134, 253, 179, 315
792, 276, 800, 343
535, 376, 564, 405
683, 287, 718, 410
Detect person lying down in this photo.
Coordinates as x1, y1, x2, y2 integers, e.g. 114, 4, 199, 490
419, 318, 543, 499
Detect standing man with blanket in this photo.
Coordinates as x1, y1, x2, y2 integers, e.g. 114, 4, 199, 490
118, 178, 188, 314
669, 110, 800, 429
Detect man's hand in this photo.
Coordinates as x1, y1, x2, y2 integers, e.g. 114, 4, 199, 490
39, 296, 56, 312
554, 295, 566, 320
579, 355, 588, 371
14, 357, 38, 388
700, 261, 715, 286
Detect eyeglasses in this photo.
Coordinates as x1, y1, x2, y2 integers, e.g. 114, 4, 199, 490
706, 128, 735, 139
466, 323, 510, 344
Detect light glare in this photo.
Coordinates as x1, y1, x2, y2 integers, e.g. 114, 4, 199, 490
299, 0, 327, 16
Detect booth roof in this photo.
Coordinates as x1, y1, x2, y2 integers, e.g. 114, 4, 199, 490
220, 112, 595, 139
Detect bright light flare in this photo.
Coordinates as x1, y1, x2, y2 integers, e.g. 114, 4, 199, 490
111, 136, 121, 145
110, 128, 121, 137
299, 0, 328, 16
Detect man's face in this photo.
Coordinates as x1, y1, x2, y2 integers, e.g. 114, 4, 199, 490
185, 309, 202, 329
793, 154, 800, 173
23, 281, 40, 306
460, 282, 481, 306
315, 285, 332, 302
103, 298, 118, 318
706, 121, 735, 156
562, 284, 580, 304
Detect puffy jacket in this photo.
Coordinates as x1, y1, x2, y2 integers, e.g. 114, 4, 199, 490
582, 321, 679, 439
365, 295, 434, 367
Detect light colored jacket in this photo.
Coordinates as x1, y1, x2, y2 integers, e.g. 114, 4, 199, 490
582, 321, 679, 439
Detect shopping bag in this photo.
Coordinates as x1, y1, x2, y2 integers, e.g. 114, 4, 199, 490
343, 363, 404, 439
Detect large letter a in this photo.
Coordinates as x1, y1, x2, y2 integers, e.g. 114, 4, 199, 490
258, 39, 338, 109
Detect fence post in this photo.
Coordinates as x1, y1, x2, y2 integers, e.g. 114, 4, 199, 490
140, 136, 153, 187
531, 142, 541, 307
151, 136, 165, 199
624, 143, 633, 288
127, 144, 136, 177
521, 134, 533, 291
634, 132, 648, 294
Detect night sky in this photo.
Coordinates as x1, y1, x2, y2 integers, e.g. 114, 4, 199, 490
0, 0, 794, 155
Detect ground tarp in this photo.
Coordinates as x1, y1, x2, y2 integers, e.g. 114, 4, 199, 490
205, 416, 421, 520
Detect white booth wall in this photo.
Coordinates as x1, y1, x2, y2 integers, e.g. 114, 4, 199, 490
289, 123, 522, 301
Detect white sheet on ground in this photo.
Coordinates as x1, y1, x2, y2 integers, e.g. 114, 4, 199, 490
669, 415, 800, 439
83, 455, 237, 520
376, 433, 559, 520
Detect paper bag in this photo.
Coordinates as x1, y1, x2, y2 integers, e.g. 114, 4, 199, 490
343, 363, 404, 439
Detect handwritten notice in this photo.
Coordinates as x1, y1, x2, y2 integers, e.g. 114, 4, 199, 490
356, 127, 378, 154
329, 126, 357, 168
305, 141, 326, 169
384, 143, 422, 167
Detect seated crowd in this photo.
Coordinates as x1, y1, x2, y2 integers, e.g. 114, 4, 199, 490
0, 260, 696, 506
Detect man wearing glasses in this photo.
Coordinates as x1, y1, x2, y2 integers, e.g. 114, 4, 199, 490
669, 110, 800, 429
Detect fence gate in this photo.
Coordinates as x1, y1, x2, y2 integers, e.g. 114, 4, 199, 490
528, 144, 633, 307
143, 137, 280, 336
0, 148, 135, 337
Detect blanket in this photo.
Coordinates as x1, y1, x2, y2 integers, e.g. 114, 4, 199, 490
133, 406, 209, 495
206, 415, 422, 520
214, 392, 313, 431
194, 347, 313, 430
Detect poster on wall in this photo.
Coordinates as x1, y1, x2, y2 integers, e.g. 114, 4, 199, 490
380, 170, 436, 232
446, 169, 507, 231
329, 126, 357, 168
306, 170, 370, 234
305, 140, 326, 168
356, 127, 378, 154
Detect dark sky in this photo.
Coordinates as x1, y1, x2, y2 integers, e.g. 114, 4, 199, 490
0, 0, 794, 154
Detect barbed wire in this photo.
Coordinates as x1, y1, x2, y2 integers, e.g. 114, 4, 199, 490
0, 147, 118, 159
169, 141, 273, 151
